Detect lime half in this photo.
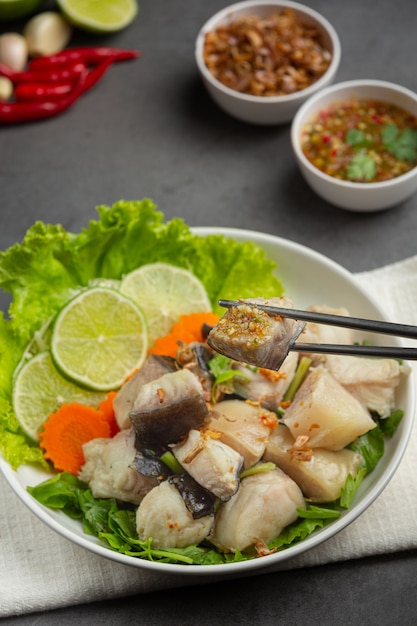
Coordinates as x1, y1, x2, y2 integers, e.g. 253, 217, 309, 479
57, 0, 138, 33
13, 351, 105, 441
120, 263, 212, 344
51, 287, 148, 391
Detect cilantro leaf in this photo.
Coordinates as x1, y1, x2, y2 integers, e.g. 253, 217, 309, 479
382, 124, 417, 162
346, 128, 366, 145
346, 153, 377, 181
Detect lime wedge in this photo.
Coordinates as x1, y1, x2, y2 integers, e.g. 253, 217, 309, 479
50, 287, 148, 391
57, 0, 138, 33
120, 263, 212, 344
13, 351, 105, 441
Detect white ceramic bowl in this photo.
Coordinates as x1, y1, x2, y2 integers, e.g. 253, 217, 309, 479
291, 79, 417, 211
195, 0, 341, 125
0, 228, 414, 577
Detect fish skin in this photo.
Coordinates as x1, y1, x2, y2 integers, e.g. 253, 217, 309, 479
129, 368, 209, 450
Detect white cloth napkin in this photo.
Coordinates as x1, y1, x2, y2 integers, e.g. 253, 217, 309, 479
2, 255, 417, 618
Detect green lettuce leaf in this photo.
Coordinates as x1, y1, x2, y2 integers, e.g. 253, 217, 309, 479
0, 199, 284, 469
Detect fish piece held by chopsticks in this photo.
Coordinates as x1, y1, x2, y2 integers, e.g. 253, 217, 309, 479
207, 297, 305, 370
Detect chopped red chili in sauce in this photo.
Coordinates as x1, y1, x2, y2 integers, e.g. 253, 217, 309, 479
301, 98, 417, 182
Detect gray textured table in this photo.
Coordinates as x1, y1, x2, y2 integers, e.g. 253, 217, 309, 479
2, 0, 417, 623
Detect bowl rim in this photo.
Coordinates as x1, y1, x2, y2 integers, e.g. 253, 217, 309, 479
194, 0, 341, 105
291, 78, 417, 189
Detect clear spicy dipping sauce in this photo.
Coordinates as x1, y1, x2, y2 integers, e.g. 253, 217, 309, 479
301, 99, 417, 182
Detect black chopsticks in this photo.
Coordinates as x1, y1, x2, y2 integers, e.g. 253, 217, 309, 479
218, 299, 417, 360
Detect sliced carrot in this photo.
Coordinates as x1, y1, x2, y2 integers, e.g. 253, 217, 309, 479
149, 311, 220, 358
98, 391, 120, 437
40, 402, 111, 475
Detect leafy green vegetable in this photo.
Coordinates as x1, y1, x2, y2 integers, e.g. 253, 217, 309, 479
346, 128, 366, 145
346, 153, 377, 181
339, 468, 368, 509
0, 200, 284, 469
382, 124, 417, 162
379, 409, 404, 438
345, 128, 372, 149
297, 504, 340, 520
207, 353, 251, 402
349, 422, 385, 473
269, 503, 340, 551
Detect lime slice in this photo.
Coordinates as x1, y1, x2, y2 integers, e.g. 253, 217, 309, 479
120, 263, 212, 343
0, 0, 45, 21
51, 287, 148, 391
13, 351, 105, 441
57, 0, 138, 33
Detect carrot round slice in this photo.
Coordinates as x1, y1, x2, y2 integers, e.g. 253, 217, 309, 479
149, 311, 219, 358
40, 402, 111, 474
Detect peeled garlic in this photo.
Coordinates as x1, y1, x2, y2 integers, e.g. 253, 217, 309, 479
0, 33, 28, 71
0, 76, 13, 102
23, 11, 73, 57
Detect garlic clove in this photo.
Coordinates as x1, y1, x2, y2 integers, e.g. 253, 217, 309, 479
0, 76, 13, 102
0, 33, 28, 71
23, 11, 73, 57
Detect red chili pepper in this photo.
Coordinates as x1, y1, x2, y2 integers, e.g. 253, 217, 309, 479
9, 62, 87, 84
83, 57, 114, 92
0, 72, 86, 124
0, 60, 114, 124
29, 47, 141, 70
14, 81, 74, 101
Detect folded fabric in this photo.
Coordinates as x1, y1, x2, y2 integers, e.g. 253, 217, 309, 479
1, 255, 417, 618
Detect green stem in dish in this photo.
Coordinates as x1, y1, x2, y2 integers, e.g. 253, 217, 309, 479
283, 356, 312, 402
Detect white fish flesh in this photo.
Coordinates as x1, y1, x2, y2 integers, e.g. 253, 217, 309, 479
207, 297, 305, 370
172, 429, 244, 501
264, 424, 364, 502
283, 366, 376, 450
232, 351, 299, 411
209, 466, 305, 553
208, 399, 275, 469
297, 305, 354, 357
79, 429, 158, 505
136, 479, 214, 549
324, 354, 410, 418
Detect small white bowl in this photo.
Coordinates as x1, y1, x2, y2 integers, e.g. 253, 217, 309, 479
291, 79, 417, 211
195, 0, 341, 125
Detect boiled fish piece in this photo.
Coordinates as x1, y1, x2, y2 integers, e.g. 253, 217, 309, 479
283, 366, 376, 450
113, 354, 177, 429
136, 479, 214, 549
263, 423, 364, 502
172, 429, 244, 501
129, 368, 209, 450
176, 341, 216, 402
209, 466, 305, 553
208, 399, 275, 469
79, 429, 158, 505
207, 297, 305, 370
324, 354, 410, 418
232, 351, 299, 411
298, 305, 354, 345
